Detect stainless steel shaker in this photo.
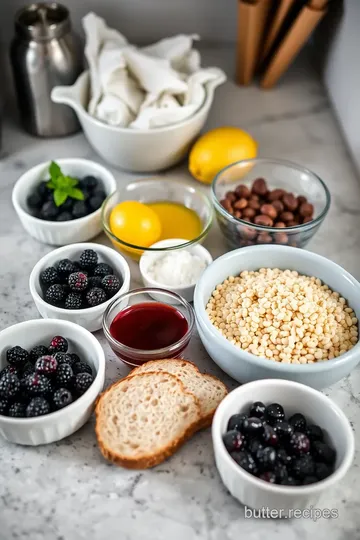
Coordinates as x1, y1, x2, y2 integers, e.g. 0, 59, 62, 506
10, 3, 83, 137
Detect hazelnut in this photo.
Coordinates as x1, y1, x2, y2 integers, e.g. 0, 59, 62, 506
274, 221, 286, 228
252, 178, 268, 197
260, 203, 277, 220
268, 188, 286, 201
242, 207, 256, 219
282, 193, 298, 212
225, 191, 237, 203
220, 198, 232, 212
249, 194, 260, 202
287, 220, 299, 227
254, 214, 274, 227
234, 198, 248, 210
297, 195, 307, 206
299, 202, 314, 217
303, 216, 313, 224
235, 185, 251, 199
272, 199, 284, 213
234, 210, 242, 219
279, 211, 294, 223
257, 232, 272, 244
248, 199, 261, 210
274, 232, 288, 245
241, 227, 258, 240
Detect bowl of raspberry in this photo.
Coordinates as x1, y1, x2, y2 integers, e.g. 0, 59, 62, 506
0, 318, 105, 445
29, 243, 130, 332
212, 379, 354, 514
12, 158, 117, 246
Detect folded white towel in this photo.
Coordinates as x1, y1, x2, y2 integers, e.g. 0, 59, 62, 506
83, 13, 226, 129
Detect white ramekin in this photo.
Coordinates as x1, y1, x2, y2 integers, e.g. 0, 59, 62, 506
29, 242, 131, 332
12, 158, 117, 246
212, 379, 355, 513
0, 319, 105, 445
139, 238, 213, 304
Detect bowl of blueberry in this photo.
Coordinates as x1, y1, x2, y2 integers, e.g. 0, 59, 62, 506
12, 158, 117, 246
212, 379, 354, 513
0, 318, 105, 445
30, 244, 130, 332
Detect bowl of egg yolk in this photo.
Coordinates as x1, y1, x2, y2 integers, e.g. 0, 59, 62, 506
101, 179, 213, 260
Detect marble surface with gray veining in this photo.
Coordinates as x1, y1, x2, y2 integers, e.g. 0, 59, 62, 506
0, 48, 360, 540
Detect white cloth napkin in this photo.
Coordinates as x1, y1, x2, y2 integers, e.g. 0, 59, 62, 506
83, 13, 226, 129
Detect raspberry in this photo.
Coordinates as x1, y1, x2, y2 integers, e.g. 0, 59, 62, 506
0, 373, 21, 400
22, 373, 52, 398
73, 361, 92, 376
40, 267, 59, 287
45, 284, 65, 306
49, 336, 68, 353
68, 272, 88, 292
35, 355, 58, 375
8, 402, 26, 418
101, 275, 122, 297
6, 346, 29, 367
86, 287, 107, 307
74, 373, 94, 395
26, 397, 51, 417
79, 249, 98, 270
53, 388, 73, 410
29, 345, 48, 364
65, 293, 83, 310
94, 263, 114, 278
55, 364, 74, 389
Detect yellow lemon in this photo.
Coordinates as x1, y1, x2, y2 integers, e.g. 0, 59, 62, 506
189, 126, 258, 184
109, 201, 161, 248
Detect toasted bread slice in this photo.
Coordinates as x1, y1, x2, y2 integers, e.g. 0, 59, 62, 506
130, 359, 228, 428
95, 371, 201, 469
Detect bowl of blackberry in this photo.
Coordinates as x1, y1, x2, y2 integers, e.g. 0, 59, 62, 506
12, 158, 117, 245
0, 319, 105, 445
212, 379, 354, 512
30, 243, 131, 332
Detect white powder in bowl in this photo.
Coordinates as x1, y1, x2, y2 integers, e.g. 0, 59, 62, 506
146, 249, 208, 287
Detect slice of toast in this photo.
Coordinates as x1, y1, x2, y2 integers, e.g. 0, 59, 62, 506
95, 371, 201, 469
130, 359, 228, 429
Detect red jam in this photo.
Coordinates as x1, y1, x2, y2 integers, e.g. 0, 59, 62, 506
109, 302, 188, 351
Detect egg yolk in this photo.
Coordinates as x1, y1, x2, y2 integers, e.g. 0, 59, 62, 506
109, 201, 162, 247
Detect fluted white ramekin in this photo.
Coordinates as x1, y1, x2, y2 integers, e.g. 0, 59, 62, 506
12, 158, 117, 246
0, 319, 105, 445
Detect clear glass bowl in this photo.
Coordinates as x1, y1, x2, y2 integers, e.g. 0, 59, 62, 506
212, 158, 331, 250
102, 287, 195, 367
102, 179, 213, 260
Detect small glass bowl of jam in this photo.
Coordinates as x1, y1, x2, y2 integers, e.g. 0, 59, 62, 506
103, 287, 195, 367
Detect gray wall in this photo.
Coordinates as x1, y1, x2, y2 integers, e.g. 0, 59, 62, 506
0, 0, 238, 46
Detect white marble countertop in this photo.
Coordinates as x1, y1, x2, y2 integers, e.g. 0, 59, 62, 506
1, 48, 360, 540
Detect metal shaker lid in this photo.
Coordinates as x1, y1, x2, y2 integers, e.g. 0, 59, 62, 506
14, 2, 71, 41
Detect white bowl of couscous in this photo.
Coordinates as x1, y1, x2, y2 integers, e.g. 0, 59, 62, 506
194, 245, 360, 389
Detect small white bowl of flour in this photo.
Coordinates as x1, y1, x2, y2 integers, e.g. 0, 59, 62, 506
139, 238, 213, 304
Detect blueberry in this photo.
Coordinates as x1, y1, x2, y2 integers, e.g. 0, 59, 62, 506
27, 192, 43, 211
249, 401, 266, 418
37, 182, 52, 199
223, 430, 246, 452
231, 450, 258, 475
315, 462, 332, 481
289, 413, 307, 433
56, 211, 72, 222
72, 201, 88, 219
227, 413, 247, 432
259, 471, 277, 484
262, 425, 278, 446
242, 417, 264, 438
61, 197, 74, 211
288, 432, 310, 455
311, 441, 336, 465
88, 195, 105, 212
302, 476, 318, 485
306, 424, 324, 442
256, 446, 277, 470
266, 403, 285, 425
292, 454, 315, 480
81, 175, 98, 190
273, 421, 293, 441
41, 200, 59, 220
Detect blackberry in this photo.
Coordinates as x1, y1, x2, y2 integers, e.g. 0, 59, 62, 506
311, 441, 336, 465
26, 397, 51, 417
40, 267, 59, 287
231, 450, 258, 475
255, 446, 277, 470
79, 249, 98, 270
88, 195, 104, 212
315, 462, 332, 481
8, 402, 26, 418
41, 200, 59, 220
57, 259, 78, 281
54, 352, 74, 366
266, 403, 285, 425
27, 192, 43, 211
35, 355, 58, 375
74, 373, 94, 395
306, 424, 323, 442
0, 373, 21, 399
223, 430, 246, 452
259, 471, 277, 484
49, 336, 68, 353
45, 284, 65, 306
86, 287, 107, 307
88, 276, 103, 289
56, 364, 74, 389
262, 425, 278, 447
273, 421, 293, 441
53, 388, 73, 410
101, 275, 121, 296
94, 263, 114, 278
292, 454, 315, 480
29, 345, 48, 364
7, 346, 29, 367
302, 476, 317, 485
81, 175, 99, 190
22, 373, 52, 397
69, 353, 81, 364
22, 363, 35, 379
1, 364, 21, 378
248, 438, 263, 457
0, 398, 9, 415
68, 272, 88, 292
277, 448, 293, 468
289, 413, 307, 433
288, 432, 310, 455
73, 361, 92, 375
72, 201, 88, 219
65, 293, 83, 310
56, 212, 72, 222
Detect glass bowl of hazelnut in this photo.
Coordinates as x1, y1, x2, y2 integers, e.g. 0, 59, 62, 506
211, 158, 331, 250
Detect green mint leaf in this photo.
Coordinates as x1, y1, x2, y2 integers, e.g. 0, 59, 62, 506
46, 180, 55, 190
68, 188, 84, 201
49, 161, 62, 182
56, 176, 70, 190
63, 175, 79, 188
54, 190, 68, 207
